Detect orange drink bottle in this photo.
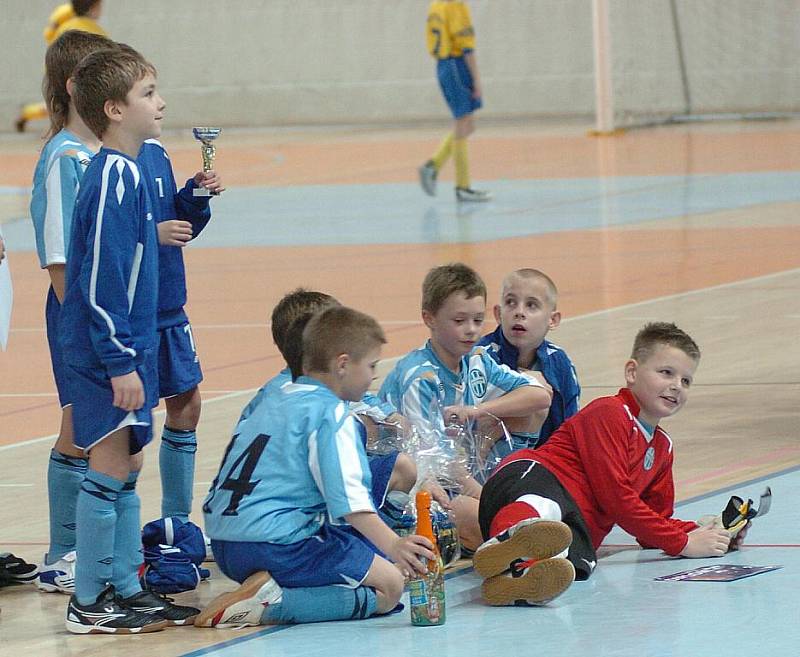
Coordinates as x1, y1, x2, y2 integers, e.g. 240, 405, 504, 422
408, 490, 446, 626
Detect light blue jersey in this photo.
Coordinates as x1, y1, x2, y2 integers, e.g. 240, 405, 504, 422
379, 340, 539, 435
237, 369, 398, 437
30, 129, 95, 268
203, 376, 376, 545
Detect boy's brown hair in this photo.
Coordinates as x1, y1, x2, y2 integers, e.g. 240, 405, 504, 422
71, 47, 155, 139
422, 262, 486, 314
303, 307, 386, 373
43, 30, 116, 141
631, 322, 701, 362
271, 288, 340, 359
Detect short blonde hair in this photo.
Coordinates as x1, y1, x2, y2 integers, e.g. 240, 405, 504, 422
303, 306, 386, 373
502, 268, 558, 308
422, 263, 486, 314
631, 322, 701, 362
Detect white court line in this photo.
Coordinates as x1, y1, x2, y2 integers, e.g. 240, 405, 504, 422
8, 319, 422, 333
3, 266, 799, 453
0, 388, 258, 453
0, 390, 246, 398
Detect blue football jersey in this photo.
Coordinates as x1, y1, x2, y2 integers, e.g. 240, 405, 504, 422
379, 340, 538, 435
59, 148, 159, 377
30, 129, 95, 268
138, 139, 210, 317
203, 376, 376, 544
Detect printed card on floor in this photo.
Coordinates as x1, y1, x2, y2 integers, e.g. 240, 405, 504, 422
655, 564, 781, 582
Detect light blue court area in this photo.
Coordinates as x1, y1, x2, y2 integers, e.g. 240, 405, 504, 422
3, 171, 800, 250
185, 467, 799, 657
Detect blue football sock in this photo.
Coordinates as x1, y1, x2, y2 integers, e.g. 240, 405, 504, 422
262, 585, 377, 624
159, 427, 197, 521
74, 469, 124, 605
112, 471, 143, 599
46, 449, 88, 563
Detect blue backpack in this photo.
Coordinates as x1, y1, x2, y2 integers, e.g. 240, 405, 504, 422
140, 517, 210, 593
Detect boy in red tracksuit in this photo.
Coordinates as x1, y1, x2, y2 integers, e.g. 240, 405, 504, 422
473, 322, 746, 607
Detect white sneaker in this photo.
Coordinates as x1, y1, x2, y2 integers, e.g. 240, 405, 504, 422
455, 186, 492, 202
194, 571, 282, 628
38, 551, 76, 594
418, 161, 438, 196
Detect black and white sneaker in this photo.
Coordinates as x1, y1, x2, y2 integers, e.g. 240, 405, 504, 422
418, 161, 438, 196
119, 589, 200, 626
0, 552, 39, 585
455, 186, 492, 202
65, 585, 168, 634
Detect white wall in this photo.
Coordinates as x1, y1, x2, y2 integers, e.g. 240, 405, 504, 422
0, 0, 596, 132
2, 1, 797, 133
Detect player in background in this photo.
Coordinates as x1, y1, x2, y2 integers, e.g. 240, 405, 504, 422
418, 0, 491, 202
16, 1, 107, 133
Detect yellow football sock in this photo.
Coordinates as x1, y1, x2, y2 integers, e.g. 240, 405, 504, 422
454, 138, 470, 189
431, 132, 454, 171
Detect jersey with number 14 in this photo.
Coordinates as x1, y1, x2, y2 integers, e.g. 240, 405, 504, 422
203, 376, 376, 545
426, 1, 476, 59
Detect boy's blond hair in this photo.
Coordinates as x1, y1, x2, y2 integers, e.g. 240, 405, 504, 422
502, 268, 558, 308
43, 30, 116, 141
631, 322, 701, 362
422, 262, 486, 314
303, 307, 386, 373
271, 288, 340, 359
71, 47, 155, 139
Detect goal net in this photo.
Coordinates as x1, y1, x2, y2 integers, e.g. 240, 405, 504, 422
593, 0, 800, 132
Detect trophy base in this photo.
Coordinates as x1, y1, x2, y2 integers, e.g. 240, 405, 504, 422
193, 187, 212, 197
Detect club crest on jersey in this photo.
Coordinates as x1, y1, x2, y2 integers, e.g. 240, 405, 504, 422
643, 446, 656, 471
468, 368, 487, 399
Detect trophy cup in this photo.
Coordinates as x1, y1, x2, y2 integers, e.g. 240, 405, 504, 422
192, 127, 221, 197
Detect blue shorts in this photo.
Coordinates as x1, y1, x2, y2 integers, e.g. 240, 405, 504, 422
66, 347, 159, 454
368, 451, 398, 509
437, 56, 482, 119
157, 310, 203, 398
212, 523, 379, 588
45, 286, 71, 407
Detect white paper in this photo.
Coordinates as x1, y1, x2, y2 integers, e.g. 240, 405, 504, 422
0, 230, 11, 351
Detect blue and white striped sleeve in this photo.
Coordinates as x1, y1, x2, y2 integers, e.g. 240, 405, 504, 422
82, 156, 145, 377
396, 370, 441, 437
480, 350, 540, 397
41, 154, 82, 267
313, 405, 375, 524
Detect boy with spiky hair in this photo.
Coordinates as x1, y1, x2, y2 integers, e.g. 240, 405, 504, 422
474, 322, 744, 607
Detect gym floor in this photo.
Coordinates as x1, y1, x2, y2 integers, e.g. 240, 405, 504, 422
1, 118, 799, 656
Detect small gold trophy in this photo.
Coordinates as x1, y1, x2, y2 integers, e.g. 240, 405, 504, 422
192, 127, 221, 197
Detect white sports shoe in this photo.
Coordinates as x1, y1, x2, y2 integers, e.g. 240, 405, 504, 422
418, 161, 438, 196
455, 186, 492, 202
38, 551, 76, 594
194, 571, 283, 628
